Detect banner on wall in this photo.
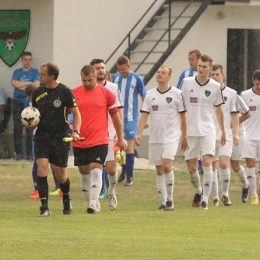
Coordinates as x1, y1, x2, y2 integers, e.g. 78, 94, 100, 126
0, 10, 30, 67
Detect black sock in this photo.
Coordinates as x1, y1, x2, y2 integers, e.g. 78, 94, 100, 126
59, 178, 70, 200
37, 176, 49, 209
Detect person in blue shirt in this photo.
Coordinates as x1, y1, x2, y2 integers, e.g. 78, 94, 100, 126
11, 51, 40, 160
113, 55, 147, 186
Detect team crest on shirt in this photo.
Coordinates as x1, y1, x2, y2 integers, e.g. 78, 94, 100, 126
152, 105, 158, 111
224, 96, 228, 101
53, 99, 61, 107
166, 97, 172, 103
205, 90, 211, 97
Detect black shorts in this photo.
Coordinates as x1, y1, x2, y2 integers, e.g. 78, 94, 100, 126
73, 144, 108, 166
34, 132, 70, 167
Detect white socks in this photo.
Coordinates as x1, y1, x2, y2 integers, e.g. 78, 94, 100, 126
202, 166, 213, 204
236, 166, 249, 188
156, 175, 166, 206
211, 170, 219, 200
81, 174, 90, 201
246, 167, 257, 197
165, 171, 174, 202
219, 168, 230, 197
89, 168, 102, 208
189, 171, 202, 195
108, 173, 117, 195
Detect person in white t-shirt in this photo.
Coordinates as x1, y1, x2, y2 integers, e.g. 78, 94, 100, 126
240, 69, 260, 205
90, 58, 124, 211
230, 95, 251, 203
210, 64, 240, 206
180, 54, 226, 210
135, 66, 188, 210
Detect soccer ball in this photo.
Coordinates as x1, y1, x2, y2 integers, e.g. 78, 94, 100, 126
21, 107, 40, 128
5, 39, 15, 50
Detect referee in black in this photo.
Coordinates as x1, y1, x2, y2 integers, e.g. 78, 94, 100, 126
31, 62, 81, 217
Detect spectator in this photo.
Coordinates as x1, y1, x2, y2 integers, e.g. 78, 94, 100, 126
11, 51, 40, 160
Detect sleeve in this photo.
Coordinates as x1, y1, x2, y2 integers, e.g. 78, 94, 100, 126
24, 97, 30, 108
178, 92, 187, 113
11, 69, 19, 80
230, 91, 239, 113
237, 94, 249, 114
176, 71, 185, 89
65, 88, 77, 109
140, 94, 150, 113
214, 86, 225, 107
113, 85, 123, 108
137, 75, 146, 97
31, 91, 37, 108
0, 88, 5, 105
32, 69, 40, 82
106, 88, 118, 114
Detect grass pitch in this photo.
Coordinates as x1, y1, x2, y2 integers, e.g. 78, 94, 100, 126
0, 157, 259, 259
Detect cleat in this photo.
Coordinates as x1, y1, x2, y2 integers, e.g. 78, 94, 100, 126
30, 190, 39, 199
87, 200, 96, 214
200, 201, 208, 210
117, 171, 126, 183
49, 188, 61, 196
251, 196, 259, 205
213, 199, 219, 206
192, 193, 202, 207
242, 187, 249, 203
96, 200, 101, 213
99, 190, 108, 199
165, 199, 174, 211
124, 177, 133, 186
222, 196, 231, 206
108, 194, 117, 210
157, 204, 166, 211
38, 206, 51, 217
63, 198, 72, 215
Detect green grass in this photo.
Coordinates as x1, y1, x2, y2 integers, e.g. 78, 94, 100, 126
0, 158, 260, 260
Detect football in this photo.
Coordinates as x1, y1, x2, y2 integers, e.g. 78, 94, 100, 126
21, 107, 40, 128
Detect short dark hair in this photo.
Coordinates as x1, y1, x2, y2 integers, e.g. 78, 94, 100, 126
189, 49, 201, 59
21, 51, 32, 58
212, 64, 224, 73
200, 54, 213, 66
252, 69, 260, 81
25, 84, 36, 97
41, 62, 59, 80
81, 65, 96, 76
90, 58, 105, 66
116, 55, 130, 66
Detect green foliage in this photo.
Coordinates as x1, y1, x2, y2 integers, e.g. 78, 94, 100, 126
0, 160, 260, 259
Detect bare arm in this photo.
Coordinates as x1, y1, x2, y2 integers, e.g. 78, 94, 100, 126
231, 113, 239, 146
239, 111, 251, 124
141, 95, 149, 129
70, 106, 81, 141
110, 112, 127, 150
179, 112, 189, 151
215, 105, 226, 146
11, 80, 40, 90
135, 112, 149, 146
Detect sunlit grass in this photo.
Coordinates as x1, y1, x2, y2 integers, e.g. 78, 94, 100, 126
0, 158, 259, 260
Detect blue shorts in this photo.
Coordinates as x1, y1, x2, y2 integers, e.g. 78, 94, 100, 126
124, 120, 138, 140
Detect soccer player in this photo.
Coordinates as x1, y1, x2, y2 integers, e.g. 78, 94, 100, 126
11, 51, 40, 160
230, 95, 251, 203
180, 54, 226, 210
89, 58, 124, 210
31, 62, 81, 217
210, 64, 240, 206
113, 55, 147, 186
176, 49, 203, 174
240, 69, 260, 204
72, 65, 126, 214
135, 66, 188, 210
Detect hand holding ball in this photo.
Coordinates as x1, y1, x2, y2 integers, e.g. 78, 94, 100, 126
21, 107, 40, 129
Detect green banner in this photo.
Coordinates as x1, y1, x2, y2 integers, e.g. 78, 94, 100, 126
0, 10, 30, 67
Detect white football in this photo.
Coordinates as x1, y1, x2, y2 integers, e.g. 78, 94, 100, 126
21, 107, 40, 128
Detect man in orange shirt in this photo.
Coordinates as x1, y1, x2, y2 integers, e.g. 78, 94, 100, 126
72, 65, 126, 214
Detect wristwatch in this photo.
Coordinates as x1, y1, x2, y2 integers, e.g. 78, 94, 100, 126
74, 130, 80, 135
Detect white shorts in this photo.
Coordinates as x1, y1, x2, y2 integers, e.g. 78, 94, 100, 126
105, 139, 115, 162
213, 139, 232, 161
231, 133, 246, 161
149, 142, 178, 166
242, 139, 260, 159
184, 135, 215, 161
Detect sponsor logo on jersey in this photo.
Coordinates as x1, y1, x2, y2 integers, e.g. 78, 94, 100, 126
190, 97, 198, 103
205, 90, 211, 97
166, 97, 172, 103
249, 106, 256, 111
152, 105, 158, 111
